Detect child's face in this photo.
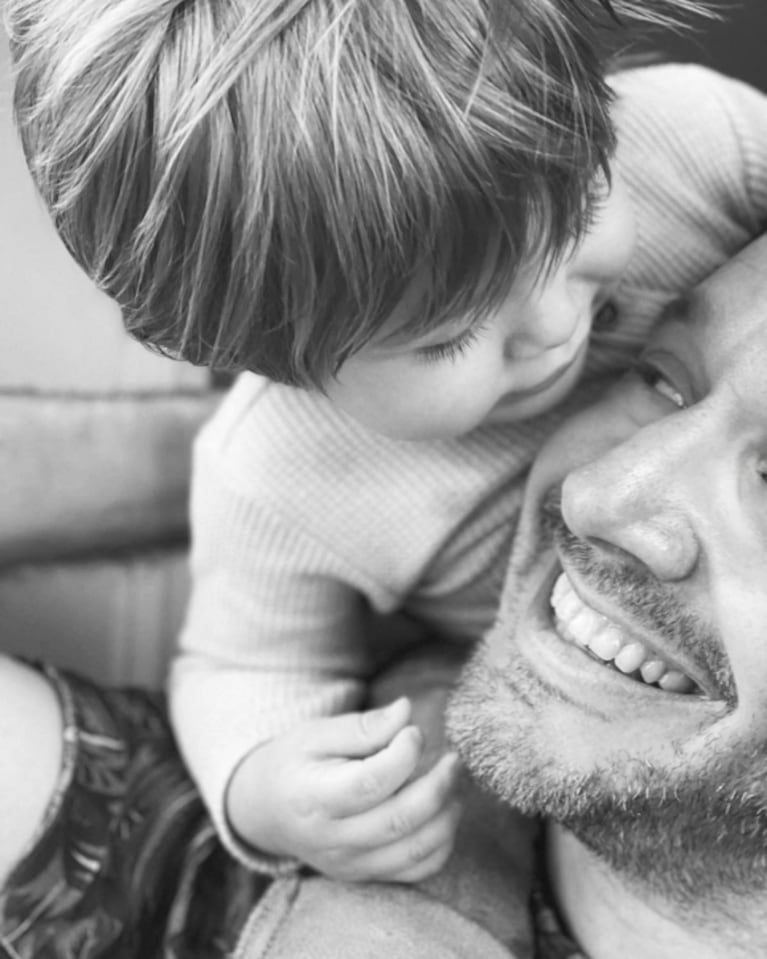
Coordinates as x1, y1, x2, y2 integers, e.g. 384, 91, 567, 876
325, 174, 636, 441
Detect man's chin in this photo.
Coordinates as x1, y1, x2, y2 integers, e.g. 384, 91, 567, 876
446, 647, 607, 822
447, 648, 767, 908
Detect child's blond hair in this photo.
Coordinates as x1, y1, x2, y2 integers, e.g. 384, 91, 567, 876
8, 0, 708, 387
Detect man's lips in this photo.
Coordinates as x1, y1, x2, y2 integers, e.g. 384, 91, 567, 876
549, 568, 715, 698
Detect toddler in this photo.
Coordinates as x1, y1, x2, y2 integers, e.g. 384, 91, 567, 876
10, 0, 767, 885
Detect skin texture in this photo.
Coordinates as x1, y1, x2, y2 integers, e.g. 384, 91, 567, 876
448, 233, 767, 956
0, 657, 62, 885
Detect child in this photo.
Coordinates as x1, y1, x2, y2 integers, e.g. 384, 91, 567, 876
10, 0, 767, 886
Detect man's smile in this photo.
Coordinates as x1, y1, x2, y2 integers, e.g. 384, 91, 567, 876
510, 497, 737, 709
502, 544, 731, 723
550, 570, 700, 695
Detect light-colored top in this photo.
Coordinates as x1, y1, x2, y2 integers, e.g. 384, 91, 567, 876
170, 64, 767, 866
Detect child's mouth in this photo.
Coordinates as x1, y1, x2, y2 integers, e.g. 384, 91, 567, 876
508, 338, 587, 400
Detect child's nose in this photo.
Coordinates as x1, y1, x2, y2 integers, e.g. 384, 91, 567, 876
567, 170, 637, 284
505, 273, 583, 360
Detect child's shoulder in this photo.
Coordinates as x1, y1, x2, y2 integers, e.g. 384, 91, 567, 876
192, 373, 530, 525
196, 373, 364, 473
612, 61, 737, 96
194, 373, 442, 503
611, 62, 767, 251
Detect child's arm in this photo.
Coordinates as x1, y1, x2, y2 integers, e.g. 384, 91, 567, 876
709, 70, 767, 233
226, 700, 462, 883
169, 423, 460, 874
169, 503, 374, 871
613, 65, 767, 265
170, 499, 464, 879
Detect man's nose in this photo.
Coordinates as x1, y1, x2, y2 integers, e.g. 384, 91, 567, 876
559, 432, 701, 582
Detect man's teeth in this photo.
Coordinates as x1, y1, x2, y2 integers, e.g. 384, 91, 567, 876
550, 572, 699, 695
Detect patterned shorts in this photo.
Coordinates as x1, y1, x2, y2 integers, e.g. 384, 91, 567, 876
0, 664, 266, 959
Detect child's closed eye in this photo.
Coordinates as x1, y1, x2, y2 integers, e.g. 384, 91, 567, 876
414, 321, 489, 364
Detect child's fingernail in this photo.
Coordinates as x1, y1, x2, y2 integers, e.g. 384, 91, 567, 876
366, 698, 401, 724
381, 696, 407, 715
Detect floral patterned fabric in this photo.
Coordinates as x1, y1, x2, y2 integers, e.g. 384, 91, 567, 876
0, 665, 266, 959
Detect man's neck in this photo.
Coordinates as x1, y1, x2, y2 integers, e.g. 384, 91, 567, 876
546, 823, 766, 959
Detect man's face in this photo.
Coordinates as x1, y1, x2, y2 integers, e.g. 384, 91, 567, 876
448, 234, 767, 903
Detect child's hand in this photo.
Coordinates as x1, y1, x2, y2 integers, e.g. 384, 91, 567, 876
226, 698, 462, 883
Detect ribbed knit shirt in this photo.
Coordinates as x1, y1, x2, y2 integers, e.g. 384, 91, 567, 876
170, 64, 767, 867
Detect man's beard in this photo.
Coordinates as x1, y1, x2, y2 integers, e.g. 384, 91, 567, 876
447, 491, 767, 907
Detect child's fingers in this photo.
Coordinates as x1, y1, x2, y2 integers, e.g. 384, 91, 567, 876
385, 824, 458, 884
298, 698, 412, 759
341, 799, 462, 883
334, 751, 460, 846
321, 724, 424, 817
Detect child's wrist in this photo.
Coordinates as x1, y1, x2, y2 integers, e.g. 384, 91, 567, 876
225, 740, 288, 856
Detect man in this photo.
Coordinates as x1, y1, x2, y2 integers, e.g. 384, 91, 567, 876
448, 230, 767, 958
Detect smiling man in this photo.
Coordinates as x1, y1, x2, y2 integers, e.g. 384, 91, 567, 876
448, 231, 767, 958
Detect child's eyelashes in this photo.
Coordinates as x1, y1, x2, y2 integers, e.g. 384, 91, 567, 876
414, 322, 488, 365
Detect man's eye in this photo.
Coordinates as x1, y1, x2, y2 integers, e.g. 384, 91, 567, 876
414, 322, 485, 364
634, 359, 688, 409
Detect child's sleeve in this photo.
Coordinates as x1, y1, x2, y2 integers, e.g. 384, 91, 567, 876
710, 69, 767, 232
674, 64, 767, 236
614, 64, 767, 264
169, 446, 375, 872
